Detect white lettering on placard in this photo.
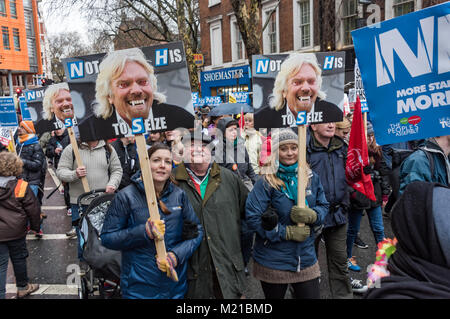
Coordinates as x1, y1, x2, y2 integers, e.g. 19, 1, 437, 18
375, 14, 450, 87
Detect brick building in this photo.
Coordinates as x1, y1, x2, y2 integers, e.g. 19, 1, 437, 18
199, 0, 446, 101
0, 0, 47, 96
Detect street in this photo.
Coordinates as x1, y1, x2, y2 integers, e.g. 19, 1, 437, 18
5, 164, 393, 299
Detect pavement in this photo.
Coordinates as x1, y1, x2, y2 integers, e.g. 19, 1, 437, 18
5, 162, 394, 299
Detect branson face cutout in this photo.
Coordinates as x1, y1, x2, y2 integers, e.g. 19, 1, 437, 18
51, 89, 74, 121
283, 63, 319, 116
108, 61, 154, 126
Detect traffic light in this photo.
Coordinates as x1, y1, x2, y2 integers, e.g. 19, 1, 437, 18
15, 88, 22, 96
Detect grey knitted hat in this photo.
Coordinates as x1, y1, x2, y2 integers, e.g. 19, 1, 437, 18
367, 121, 374, 135
271, 128, 298, 149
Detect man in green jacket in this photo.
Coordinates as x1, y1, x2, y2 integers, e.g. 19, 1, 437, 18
173, 131, 249, 299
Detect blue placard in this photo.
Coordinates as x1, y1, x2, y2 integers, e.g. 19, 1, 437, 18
131, 118, 146, 134
19, 97, 32, 121
352, 2, 450, 145
0, 97, 18, 127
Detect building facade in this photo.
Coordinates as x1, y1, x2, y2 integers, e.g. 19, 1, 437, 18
199, 0, 446, 101
0, 0, 44, 96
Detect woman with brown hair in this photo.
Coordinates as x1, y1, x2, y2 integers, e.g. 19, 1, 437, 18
0, 152, 41, 299
101, 142, 203, 299
245, 128, 329, 299
346, 122, 391, 272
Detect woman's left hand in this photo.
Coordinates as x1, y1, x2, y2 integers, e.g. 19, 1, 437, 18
156, 252, 179, 282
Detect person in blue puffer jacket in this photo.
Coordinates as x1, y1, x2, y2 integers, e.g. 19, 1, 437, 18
246, 129, 329, 299
101, 143, 203, 299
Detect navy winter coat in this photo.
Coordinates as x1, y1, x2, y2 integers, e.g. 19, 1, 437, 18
101, 172, 203, 299
307, 130, 349, 228
245, 172, 329, 272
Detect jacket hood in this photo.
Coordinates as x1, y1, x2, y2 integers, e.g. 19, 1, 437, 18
0, 177, 16, 200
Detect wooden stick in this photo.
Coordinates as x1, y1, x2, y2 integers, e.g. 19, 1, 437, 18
296, 125, 306, 227
135, 134, 167, 260
67, 126, 90, 192
9, 128, 16, 154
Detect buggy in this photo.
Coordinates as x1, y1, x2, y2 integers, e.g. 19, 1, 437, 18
75, 189, 121, 299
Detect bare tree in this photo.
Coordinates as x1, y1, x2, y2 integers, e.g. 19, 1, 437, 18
48, 32, 90, 82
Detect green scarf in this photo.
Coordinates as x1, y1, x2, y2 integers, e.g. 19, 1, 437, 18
276, 162, 308, 206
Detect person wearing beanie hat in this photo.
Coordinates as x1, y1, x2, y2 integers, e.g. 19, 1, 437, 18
216, 117, 257, 189
16, 121, 47, 238
366, 121, 374, 135
246, 128, 329, 299
16, 121, 46, 202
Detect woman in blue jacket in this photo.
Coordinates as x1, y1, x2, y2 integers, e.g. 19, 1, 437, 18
101, 143, 203, 299
246, 129, 329, 299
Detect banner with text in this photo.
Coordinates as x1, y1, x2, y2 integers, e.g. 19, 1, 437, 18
352, 2, 450, 145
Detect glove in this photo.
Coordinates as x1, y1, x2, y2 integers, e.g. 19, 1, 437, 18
182, 220, 199, 240
261, 207, 278, 231
290, 206, 317, 224
145, 219, 165, 241
285, 225, 310, 242
156, 252, 179, 282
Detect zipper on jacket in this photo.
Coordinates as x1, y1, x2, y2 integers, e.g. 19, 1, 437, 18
297, 256, 301, 272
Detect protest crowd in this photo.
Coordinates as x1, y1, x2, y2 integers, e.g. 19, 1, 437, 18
0, 3, 449, 301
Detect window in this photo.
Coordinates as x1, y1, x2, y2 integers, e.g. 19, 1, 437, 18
230, 18, 245, 62
299, 0, 311, 47
2, 26, 10, 50
0, 0, 6, 17
209, 20, 223, 66
267, 11, 277, 53
13, 28, 20, 51
10, 0, 17, 18
393, 0, 414, 17
262, 1, 279, 54
342, 0, 357, 46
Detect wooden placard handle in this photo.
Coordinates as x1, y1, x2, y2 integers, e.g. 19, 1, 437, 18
67, 127, 90, 192
135, 134, 167, 260
296, 125, 307, 227
9, 128, 16, 155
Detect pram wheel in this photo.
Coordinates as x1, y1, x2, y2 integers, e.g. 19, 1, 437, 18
78, 276, 89, 299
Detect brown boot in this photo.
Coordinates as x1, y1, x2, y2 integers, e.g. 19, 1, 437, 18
16, 283, 39, 298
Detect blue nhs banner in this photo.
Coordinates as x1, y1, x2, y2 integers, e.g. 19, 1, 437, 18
0, 97, 18, 127
19, 97, 32, 121
352, 2, 450, 145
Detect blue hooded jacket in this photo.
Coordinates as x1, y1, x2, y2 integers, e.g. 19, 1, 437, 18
245, 172, 329, 272
100, 171, 203, 299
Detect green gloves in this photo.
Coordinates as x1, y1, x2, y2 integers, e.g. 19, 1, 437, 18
290, 206, 317, 224
285, 225, 310, 242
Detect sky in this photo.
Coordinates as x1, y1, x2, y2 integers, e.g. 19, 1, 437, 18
40, 0, 90, 44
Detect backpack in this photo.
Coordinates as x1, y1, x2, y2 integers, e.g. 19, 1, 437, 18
385, 147, 434, 213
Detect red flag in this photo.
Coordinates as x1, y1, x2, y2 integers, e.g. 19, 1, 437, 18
345, 96, 376, 201
238, 106, 245, 135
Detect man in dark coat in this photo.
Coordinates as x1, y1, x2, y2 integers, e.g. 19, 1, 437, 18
307, 123, 361, 298
111, 136, 140, 190
173, 131, 249, 298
